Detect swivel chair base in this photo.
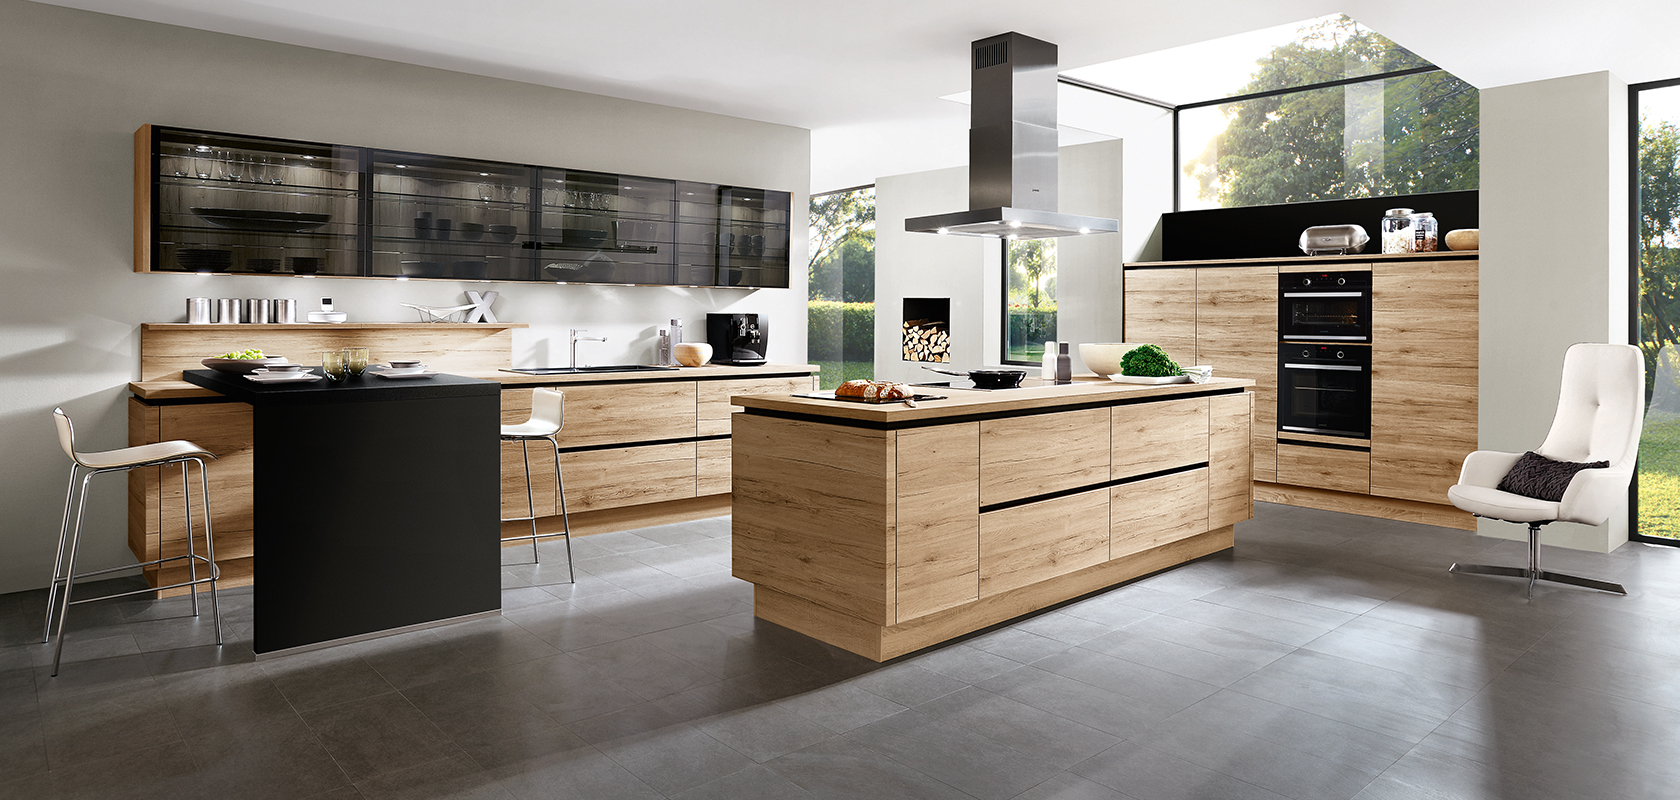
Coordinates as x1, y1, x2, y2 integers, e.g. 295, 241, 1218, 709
1449, 521, 1626, 597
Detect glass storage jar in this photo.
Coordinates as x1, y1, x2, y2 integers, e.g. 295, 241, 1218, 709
1410, 211, 1439, 252
1381, 208, 1415, 253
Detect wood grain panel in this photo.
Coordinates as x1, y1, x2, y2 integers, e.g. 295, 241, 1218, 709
698, 376, 812, 436
1122, 267, 1197, 365
499, 388, 558, 519
732, 414, 896, 624
895, 424, 980, 621
1254, 483, 1474, 531
696, 438, 731, 496
1372, 259, 1477, 503
158, 403, 253, 542
1195, 266, 1279, 481
127, 397, 161, 567
555, 442, 696, 513
1278, 431, 1365, 447
1209, 392, 1254, 528
1111, 468, 1210, 560
553, 381, 697, 448
134, 125, 151, 273
979, 408, 1109, 505
1111, 397, 1208, 480
979, 489, 1109, 598
1277, 441, 1370, 495
138, 323, 519, 380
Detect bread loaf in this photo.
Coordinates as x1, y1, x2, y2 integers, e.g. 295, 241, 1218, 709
835, 380, 912, 401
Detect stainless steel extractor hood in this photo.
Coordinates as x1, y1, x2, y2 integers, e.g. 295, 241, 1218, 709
905, 32, 1118, 240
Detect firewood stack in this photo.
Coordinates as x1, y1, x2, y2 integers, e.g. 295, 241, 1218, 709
902, 320, 951, 363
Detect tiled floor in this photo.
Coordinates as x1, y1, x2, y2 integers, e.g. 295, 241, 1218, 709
4, 504, 1680, 799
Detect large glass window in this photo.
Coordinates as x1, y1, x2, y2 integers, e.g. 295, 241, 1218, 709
808, 186, 875, 389
1634, 80, 1680, 543
1003, 238, 1057, 365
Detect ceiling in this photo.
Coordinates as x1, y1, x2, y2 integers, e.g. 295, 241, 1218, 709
32, 0, 1680, 190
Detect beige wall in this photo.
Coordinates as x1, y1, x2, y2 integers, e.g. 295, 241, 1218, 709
1479, 70, 1631, 552
0, 0, 809, 593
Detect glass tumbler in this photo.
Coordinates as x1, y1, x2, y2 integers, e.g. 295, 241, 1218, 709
342, 347, 369, 376
321, 350, 348, 381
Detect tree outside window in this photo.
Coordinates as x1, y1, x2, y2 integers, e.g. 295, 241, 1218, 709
808, 187, 875, 389
1004, 238, 1056, 365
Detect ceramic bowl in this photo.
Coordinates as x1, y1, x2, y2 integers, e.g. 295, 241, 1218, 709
202, 356, 288, 374
674, 342, 712, 367
1445, 228, 1479, 251
1078, 343, 1137, 377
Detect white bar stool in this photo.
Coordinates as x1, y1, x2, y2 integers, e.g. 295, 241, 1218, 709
46, 407, 223, 676
500, 388, 574, 581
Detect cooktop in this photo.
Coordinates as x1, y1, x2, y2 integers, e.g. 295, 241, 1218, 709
913, 378, 1075, 392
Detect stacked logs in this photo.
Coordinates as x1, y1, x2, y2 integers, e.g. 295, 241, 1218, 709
902, 320, 951, 363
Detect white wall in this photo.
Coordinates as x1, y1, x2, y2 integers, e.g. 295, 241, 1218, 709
0, 0, 809, 594
872, 140, 1126, 382
1479, 71, 1630, 552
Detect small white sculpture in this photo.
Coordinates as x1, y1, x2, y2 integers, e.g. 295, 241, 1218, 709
399, 291, 499, 324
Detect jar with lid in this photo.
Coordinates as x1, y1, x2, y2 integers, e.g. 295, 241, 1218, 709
1381, 208, 1415, 253
1409, 211, 1438, 252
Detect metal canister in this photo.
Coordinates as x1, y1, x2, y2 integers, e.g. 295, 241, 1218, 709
273, 298, 298, 324
186, 297, 214, 324
248, 298, 273, 324
216, 298, 243, 324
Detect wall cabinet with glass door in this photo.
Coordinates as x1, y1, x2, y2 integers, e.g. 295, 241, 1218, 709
135, 125, 791, 288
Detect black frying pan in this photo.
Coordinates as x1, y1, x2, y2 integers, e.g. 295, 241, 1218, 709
921, 365, 1027, 389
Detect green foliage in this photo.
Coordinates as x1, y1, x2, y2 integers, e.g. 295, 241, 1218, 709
809, 234, 875, 302
1007, 239, 1057, 308
809, 187, 875, 277
807, 300, 875, 362
1638, 411, 1680, 540
1120, 344, 1183, 378
813, 360, 876, 391
1005, 306, 1057, 363
1186, 15, 1478, 207
1638, 118, 1680, 398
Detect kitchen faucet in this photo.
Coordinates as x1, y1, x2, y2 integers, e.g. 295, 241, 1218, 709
570, 328, 607, 369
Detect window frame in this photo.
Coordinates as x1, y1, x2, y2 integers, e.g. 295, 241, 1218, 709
1628, 76, 1680, 546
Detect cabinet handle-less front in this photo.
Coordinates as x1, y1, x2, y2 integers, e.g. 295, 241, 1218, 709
1282, 363, 1364, 371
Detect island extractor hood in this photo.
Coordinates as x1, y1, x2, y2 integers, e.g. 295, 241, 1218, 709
905, 32, 1118, 240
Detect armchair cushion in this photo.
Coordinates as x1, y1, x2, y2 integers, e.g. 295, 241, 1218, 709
1447, 484, 1561, 523
1496, 451, 1609, 502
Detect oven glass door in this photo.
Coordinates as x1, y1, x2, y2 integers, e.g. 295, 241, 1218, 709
1281, 293, 1370, 341
1279, 359, 1370, 437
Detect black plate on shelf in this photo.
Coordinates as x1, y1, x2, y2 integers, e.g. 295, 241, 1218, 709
175, 248, 232, 271
190, 207, 332, 233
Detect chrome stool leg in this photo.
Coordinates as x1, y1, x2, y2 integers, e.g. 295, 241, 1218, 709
43, 462, 79, 643
183, 462, 200, 618
192, 457, 223, 645
552, 435, 573, 584
51, 470, 96, 676
521, 439, 539, 563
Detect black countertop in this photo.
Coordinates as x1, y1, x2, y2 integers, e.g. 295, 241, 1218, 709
183, 368, 498, 406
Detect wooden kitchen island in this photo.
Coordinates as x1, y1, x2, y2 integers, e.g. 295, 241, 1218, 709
730, 376, 1254, 661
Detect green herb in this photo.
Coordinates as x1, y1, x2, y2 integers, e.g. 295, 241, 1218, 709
1120, 344, 1182, 377
217, 349, 265, 360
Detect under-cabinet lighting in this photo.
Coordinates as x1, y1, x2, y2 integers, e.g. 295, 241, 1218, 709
194, 145, 211, 152
396, 165, 407, 169
396, 276, 408, 281
937, 228, 949, 235
302, 155, 314, 160
1078, 227, 1091, 235
480, 173, 489, 176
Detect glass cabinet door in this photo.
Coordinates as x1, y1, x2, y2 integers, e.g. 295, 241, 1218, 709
368, 152, 535, 282
675, 181, 720, 286
152, 129, 360, 276
534, 169, 676, 285
717, 187, 791, 288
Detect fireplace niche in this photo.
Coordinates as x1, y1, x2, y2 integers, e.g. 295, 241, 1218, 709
902, 297, 950, 363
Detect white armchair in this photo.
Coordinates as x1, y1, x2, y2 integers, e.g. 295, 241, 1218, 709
1445, 343, 1645, 596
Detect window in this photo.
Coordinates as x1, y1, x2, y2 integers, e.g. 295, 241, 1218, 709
1003, 238, 1056, 365
1633, 79, 1680, 543
808, 186, 875, 389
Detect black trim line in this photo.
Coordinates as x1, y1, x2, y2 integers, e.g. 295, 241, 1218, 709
1277, 438, 1370, 453
741, 386, 1246, 431
1174, 65, 1442, 111
1124, 252, 1477, 271
556, 434, 728, 455
979, 462, 1209, 515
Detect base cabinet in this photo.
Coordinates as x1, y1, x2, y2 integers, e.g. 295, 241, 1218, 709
1277, 440, 1371, 495
981, 489, 1111, 597
1111, 468, 1209, 560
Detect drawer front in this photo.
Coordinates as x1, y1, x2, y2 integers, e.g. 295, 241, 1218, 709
895, 424, 981, 622
557, 442, 697, 513
979, 408, 1110, 506
1111, 467, 1210, 560
1277, 440, 1371, 495
979, 488, 1110, 598
699, 376, 811, 436
1111, 397, 1210, 480
553, 382, 698, 448
1208, 392, 1254, 528
696, 438, 731, 496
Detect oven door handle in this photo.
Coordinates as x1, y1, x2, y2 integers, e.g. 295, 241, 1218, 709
1282, 363, 1364, 371
1282, 291, 1365, 298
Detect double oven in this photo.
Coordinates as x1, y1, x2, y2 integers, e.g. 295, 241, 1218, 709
1278, 271, 1372, 438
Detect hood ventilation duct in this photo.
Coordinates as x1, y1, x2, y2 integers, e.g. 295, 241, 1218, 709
905, 32, 1118, 240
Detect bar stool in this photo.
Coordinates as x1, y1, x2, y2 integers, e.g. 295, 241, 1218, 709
501, 388, 574, 581
45, 408, 222, 676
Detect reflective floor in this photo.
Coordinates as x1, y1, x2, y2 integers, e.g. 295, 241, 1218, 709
3, 504, 1680, 799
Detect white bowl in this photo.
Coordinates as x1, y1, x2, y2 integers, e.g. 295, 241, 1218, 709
383, 364, 426, 375
1078, 343, 1137, 378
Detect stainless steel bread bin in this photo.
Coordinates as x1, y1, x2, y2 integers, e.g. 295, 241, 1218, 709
1298, 224, 1370, 255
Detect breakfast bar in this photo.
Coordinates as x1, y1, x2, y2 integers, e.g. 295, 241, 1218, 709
729, 375, 1255, 661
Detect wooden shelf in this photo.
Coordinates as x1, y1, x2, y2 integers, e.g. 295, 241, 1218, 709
142, 322, 527, 331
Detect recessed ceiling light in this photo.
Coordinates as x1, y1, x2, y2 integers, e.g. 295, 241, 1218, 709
1009, 220, 1022, 228
937, 228, 949, 235
1078, 227, 1091, 235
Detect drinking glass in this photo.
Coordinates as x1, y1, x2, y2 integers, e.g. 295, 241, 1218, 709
217, 151, 244, 182
341, 347, 369, 376
192, 146, 214, 179
321, 350, 347, 381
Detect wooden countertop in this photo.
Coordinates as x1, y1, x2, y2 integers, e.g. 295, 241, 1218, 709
732, 375, 1254, 426
130, 362, 818, 401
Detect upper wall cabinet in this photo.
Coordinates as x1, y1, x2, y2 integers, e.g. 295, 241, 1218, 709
135, 125, 791, 288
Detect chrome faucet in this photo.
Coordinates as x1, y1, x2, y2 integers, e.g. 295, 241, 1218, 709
570, 328, 607, 368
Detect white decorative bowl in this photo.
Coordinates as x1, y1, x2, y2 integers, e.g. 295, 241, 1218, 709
1078, 343, 1136, 378
674, 342, 713, 367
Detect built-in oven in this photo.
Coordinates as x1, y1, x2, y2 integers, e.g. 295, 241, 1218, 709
1280, 271, 1371, 342
1278, 344, 1371, 438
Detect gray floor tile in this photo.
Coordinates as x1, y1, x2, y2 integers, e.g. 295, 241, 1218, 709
917, 685, 1121, 768
1151, 690, 1413, 777
183, 711, 351, 800
845, 707, 1062, 800
299, 690, 463, 781
354, 753, 516, 800
1010, 772, 1141, 800
1351, 744, 1592, 800
669, 763, 815, 800
49, 740, 208, 800
1030, 647, 1219, 716
1162, 599, 1338, 647
848, 661, 968, 706
1078, 628, 1271, 687
966, 627, 1077, 664
1228, 650, 1479, 743
402, 670, 591, 770
1073, 740, 1289, 800
260, 647, 396, 712
695, 702, 836, 762
766, 736, 976, 800
596, 723, 756, 796
911, 642, 1023, 683
980, 665, 1173, 738
485, 653, 646, 725
38, 682, 182, 769
489, 747, 663, 800
775, 681, 907, 733
569, 635, 721, 700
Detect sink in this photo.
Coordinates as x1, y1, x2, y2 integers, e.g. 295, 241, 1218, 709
504, 365, 680, 375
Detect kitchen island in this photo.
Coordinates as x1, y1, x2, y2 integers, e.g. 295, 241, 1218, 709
730, 376, 1254, 661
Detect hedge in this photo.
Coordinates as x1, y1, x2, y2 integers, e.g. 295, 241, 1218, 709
1007, 308, 1057, 351
808, 301, 875, 361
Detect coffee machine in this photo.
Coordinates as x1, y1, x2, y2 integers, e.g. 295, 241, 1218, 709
706, 313, 768, 365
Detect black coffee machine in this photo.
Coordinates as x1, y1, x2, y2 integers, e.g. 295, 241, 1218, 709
706, 313, 768, 365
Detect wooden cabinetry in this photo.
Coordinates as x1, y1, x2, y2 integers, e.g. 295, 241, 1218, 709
1209, 392, 1254, 528
895, 425, 980, 621
1195, 266, 1279, 481
552, 382, 698, 447
979, 408, 1109, 505
981, 489, 1110, 597
127, 398, 255, 593
1277, 440, 1370, 495
1111, 397, 1207, 479
1112, 468, 1209, 560
699, 375, 811, 436
1121, 267, 1197, 366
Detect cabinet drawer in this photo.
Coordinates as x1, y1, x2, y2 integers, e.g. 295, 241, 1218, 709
553, 382, 698, 448
979, 408, 1110, 506
979, 488, 1109, 598
696, 438, 731, 496
1111, 467, 1210, 560
1111, 397, 1209, 480
896, 424, 980, 622
699, 376, 811, 436
1276, 440, 1370, 495
557, 442, 696, 512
